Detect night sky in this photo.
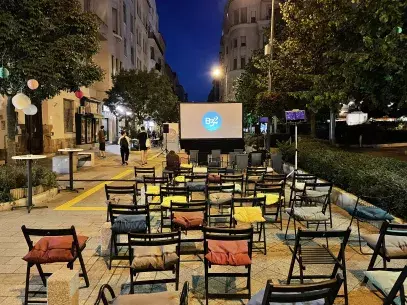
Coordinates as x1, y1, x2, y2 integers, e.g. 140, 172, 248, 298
156, 0, 227, 102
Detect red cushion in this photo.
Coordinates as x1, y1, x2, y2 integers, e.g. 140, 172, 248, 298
173, 212, 204, 229
23, 236, 88, 264
205, 240, 251, 266
208, 174, 221, 183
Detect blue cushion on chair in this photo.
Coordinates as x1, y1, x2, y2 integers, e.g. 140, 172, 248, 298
187, 181, 206, 191
343, 205, 394, 221
112, 215, 147, 234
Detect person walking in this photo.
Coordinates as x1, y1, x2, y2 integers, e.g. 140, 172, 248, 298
119, 130, 130, 165
137, 126, 148, 165
98, 126, 106, 158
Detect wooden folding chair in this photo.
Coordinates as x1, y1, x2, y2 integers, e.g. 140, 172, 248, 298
245, 167, 267, 195
143, 176, 169, 212
160, 184, 190, 232
105, 184, 137, 221
206, 184, 235, 227
220, 173, 244, 196
21, 226, 89, 305
255, 182, 284, 230
134, 166, 155, 188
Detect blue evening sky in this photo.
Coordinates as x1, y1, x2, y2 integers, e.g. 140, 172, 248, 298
156, 0, 227, 102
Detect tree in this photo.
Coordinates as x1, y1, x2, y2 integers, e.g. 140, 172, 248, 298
0, 0, 103, 161
104, 70, 179, 127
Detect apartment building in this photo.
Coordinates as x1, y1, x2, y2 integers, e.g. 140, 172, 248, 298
219, 0, 280, 102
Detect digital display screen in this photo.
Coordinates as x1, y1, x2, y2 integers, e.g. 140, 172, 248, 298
285, 110, 306, 122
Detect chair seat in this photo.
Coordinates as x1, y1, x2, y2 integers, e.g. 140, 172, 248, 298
112, 291, 179, 305
247, 176, 263, 183
285, 207, 329, 221
299, 246, 337, 265
234, 207, 265, 224
145, 185, 160, 195
362, 234, 407, 258
205, 240, 251, 266
174, 175, 191, 183
248, 288, 325, 305
173, 211, 205, 229
23, 236, 88, 264
180, 163, 193, 169
343, 205, 394, 221
208, 174, 221, 183
187, 181, 206, 191
161, 196, 188, 208
111, 215, 147, 234
209, 192, 233, 205
193, 167, 208, 174
251, 193, 280, 206
365, 270, 407, 304
131, 246, 178, 271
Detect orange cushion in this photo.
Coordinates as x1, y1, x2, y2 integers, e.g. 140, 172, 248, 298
23, 236, 88, 264
173, 211, 205, 229
205, 240, 251, 266
208, 174, 221, 183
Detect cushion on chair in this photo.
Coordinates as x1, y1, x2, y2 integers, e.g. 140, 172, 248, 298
285, 207, 330, 221
173, 211, 205, 229
205, 240, 251, 266
343, 205, 394, 221
112, 291, 179, 305
186, 181, 206, 191
247, 288, 325, 305
110, 194, 134, 204
221, 183, 242, 193
193, 167, 208, 174
161, 196, 188, 208
293, 182, 306, 191
234, 207, 265, 224
174, 175, 191, 183
180, 163, 193, 169
209, 192, 233, 204
251, 193, 280, 206
111, 215, 147, 234
365, 270, 407, 302
131, 246, 179, 270
362, 234, 407, 258
105, 198, 120, 205
23, 236, 88, 264
208, 174, 221, 183
247, 175, 263, 182
145, 185, 160, 195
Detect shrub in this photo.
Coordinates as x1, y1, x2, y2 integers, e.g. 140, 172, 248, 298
278, 138, 407, 219
0, 165, 57, 203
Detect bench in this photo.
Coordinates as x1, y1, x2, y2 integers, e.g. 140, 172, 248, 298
77, 151, 95, 167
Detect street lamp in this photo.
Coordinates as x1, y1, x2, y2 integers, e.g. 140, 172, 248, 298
211, 66, 228, 102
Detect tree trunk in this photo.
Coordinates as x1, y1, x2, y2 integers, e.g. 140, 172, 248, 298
6, 96, 16, 163
310, 111, 316, 138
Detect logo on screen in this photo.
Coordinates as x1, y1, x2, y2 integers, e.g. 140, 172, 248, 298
202, 112, 222, 132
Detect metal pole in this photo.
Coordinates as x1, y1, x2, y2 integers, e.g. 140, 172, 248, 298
225, 71, 228, 102
27, 159, 32, 212
266, 0, 276, 149
295, 123, 298, 172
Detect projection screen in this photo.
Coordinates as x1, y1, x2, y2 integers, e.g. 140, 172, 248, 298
180, 103, 243, 139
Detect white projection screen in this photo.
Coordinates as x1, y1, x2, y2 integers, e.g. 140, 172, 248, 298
180, 103, 243, 139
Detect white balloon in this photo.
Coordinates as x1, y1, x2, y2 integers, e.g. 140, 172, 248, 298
12, 93, 31, 110
23, 104, 38, 116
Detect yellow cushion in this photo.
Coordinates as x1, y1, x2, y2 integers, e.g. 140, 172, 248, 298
146, 185, 160, 195
251, 193, 280, 205
161, 196, 188, 208
149, 196, 161, 204
234, 207, 265, 224
180, 163, 193, 169
174, 176, 191, 183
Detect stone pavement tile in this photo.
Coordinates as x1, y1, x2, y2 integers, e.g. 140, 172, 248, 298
0, 297, 24, 305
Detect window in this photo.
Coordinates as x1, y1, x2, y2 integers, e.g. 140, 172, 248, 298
116, 58, 120, 72
251, 11, 256, 23
63, 99, 74, 133
241, 57, 246, 69
234, 9, 239, 25
112, 8, 118, 34
150, 47, 155, 60
233, 58, 237, 70
131, 47, 135, 65
241, 36, 246, 47
123, 3, 127, 24
111, 55, 115, 75
130, 14, 134, 33
226, 46, 228, 54
233, 38, 237, 48
241, 7, 247, 23
84, 0, 91, 12
138, 31, 141, 45
124, 38, 127, 56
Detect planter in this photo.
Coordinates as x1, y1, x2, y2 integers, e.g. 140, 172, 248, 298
0, 187, 59, 212
10, 185, 46, 200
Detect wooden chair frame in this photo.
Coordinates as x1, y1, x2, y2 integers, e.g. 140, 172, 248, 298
288, 173, 317, 208
108, 203, 150, 270
206, 184, 235, 227
245, 167, 267, 196
220, 174, 244, 197
105, 184, 137, 221
143, 176, 169, 212
160, 185, 190, 232
134, 166, 155, 188
128, 231, 181, 293
255, 182, 284, 230
21, 225, 89, 305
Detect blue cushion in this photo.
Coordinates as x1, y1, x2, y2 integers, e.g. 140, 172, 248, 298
112, 215, 147, 234
187, 181, 206, 191
343, 205, 394, 221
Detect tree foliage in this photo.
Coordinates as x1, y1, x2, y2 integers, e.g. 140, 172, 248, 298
104, 70, 179, 125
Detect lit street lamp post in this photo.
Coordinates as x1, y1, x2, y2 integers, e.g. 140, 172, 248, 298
211, 66, 227, 102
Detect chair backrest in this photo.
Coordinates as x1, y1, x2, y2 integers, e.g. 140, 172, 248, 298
232, 196, 266, 208
247, 167, 267, 177
255, 182, 284, 196
303, 182, 333, 209
143, 176, 169, 187
375, 222, 407, 258
228, 152, 237, 167
189, 150, 199, 164
234, 149, 244, 154
293, 173, 317, 186
176, 167, 193, 176
160, 184, 190, 198
258, 274, 344, 305
108, 203, 150, 233
206, 184, 235, 196
262, 174, 286, 186
170, 200, 208, 226
211, 149, 221, 159
250, 152, 263, 167
105, 184, 137, 202
134, 167, 155, 179
221, 174, 244, 186
235, 154, 249, 171
208, 167, 227, 174
185, 173, 208, 183
270, 153, 283, 173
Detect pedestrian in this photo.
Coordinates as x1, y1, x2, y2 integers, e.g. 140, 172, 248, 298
137, 126, 148, 165
98, 126, 106, 158
119, 130, 130, 165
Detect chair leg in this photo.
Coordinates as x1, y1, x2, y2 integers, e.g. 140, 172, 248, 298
342, 262, 349, 305
299, 256, 304, 284
284, 215, 292, 240
287, 251, 296, 284
204, 262, 209, 305
247, 264, 252, 298
109, 234, 114, 270
36, 264, 47, 286
78, 251, 90, 287
24, 263, 31, 305
130, 271, 135, 294
175, 263, 180, 291
262, 223, 267, 255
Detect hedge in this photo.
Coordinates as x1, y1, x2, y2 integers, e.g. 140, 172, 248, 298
0, 165, 57, 203
278, 138, 407, 219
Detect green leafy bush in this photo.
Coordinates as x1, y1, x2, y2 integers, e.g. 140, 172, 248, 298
0, 165, 57, 203
278, 139, 407, 218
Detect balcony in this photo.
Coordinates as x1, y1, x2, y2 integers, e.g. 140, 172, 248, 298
148, 31, 166, 55
83, 0, 109, 41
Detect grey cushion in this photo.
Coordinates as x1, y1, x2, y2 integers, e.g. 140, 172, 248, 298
111, 215, 147, 234
112, 291, 179, 305
187, 181, 206, 191
248, 288, 325, 305
364, 270, 406, 305
285, 207, 329, 221
209, 192, 233, 204
362, 234, 407, 258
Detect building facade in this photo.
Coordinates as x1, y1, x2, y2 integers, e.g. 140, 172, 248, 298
219, 0, 279, 102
